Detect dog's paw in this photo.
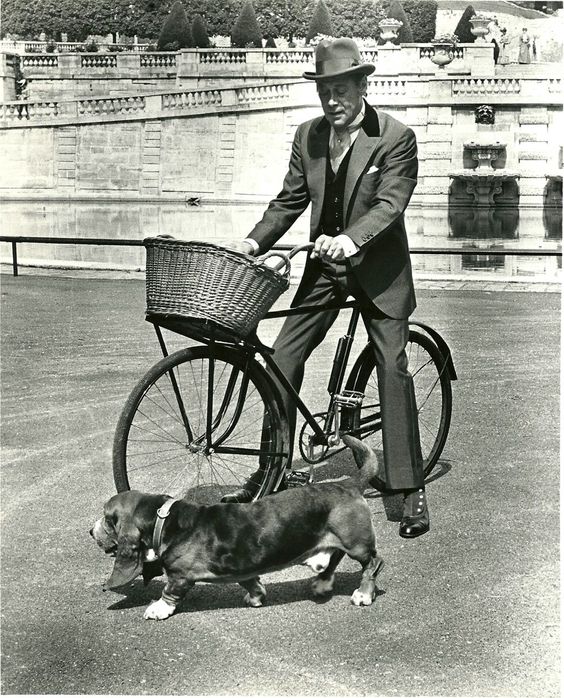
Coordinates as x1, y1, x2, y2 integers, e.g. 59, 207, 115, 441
143, 598, 176, 620
243, 592, 265, 607
312, 576, 334, 597
350, 588, 375, 606
304, 551, 332, 574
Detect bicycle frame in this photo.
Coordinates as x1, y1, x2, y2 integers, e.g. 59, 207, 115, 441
151, 299, 362, 450
150, 299, 457, 456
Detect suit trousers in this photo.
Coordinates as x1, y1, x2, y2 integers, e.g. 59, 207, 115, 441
269, 260, 424, 491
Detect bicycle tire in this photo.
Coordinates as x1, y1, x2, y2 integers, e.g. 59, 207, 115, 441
113, 345, 290, 504
346, 330, 452, 477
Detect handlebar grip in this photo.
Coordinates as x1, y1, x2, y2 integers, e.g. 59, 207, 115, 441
287, 242, 314, 259
255, 250, 291, 274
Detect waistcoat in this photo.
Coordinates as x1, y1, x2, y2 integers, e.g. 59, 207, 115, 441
320, 145, 355, 238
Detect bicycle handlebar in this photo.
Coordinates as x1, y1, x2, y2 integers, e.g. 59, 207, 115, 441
257, 242, 314, 273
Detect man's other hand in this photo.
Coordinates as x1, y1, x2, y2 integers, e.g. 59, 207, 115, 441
311, 234, 346, 262
220, 240, 257, 256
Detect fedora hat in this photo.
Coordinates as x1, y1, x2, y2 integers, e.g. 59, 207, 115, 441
303, 37, 375, 81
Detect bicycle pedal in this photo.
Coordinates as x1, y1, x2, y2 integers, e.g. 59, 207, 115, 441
286, 471, 313, 488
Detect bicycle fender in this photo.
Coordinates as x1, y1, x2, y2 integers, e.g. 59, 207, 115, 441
346, 325, 457, 387
409, 321, 457, 381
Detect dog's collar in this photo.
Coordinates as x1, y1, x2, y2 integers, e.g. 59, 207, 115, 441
151, 498, 180, 555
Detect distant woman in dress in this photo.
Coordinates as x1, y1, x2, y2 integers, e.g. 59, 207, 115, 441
518, 27, 531, 64
499, 28, 510, 65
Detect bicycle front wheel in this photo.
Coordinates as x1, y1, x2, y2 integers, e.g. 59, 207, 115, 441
346, 330, 452, 477
113, 345, 290, 504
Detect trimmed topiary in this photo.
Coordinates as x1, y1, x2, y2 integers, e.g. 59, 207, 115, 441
192, 14, 210, 48
157, 1, 193, 50
386, 0, 413, 43
453, 4, 477, 43
306, 0, 333, 44
231, 1, 263, 48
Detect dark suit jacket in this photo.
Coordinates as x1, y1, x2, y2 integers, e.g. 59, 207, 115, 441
248, 102, 418, 319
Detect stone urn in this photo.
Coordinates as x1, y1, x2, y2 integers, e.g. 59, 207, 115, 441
378, 18, 402, 46
469, 15, 490, 44
430, 41, 455, 69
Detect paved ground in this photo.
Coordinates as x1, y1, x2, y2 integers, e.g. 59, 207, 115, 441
0, 271, 560, 697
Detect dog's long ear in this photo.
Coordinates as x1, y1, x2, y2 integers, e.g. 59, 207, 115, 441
103, 523, 144, 590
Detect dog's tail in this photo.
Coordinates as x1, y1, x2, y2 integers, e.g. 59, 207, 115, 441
341, 434, 385, 493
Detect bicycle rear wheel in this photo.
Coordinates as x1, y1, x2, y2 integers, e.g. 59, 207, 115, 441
346, 330, 452, 477
113, 345, 289, 504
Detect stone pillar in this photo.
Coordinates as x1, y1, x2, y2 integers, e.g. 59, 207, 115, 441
141, 120, 162, 197
216, 114, 237, 196
246, 49, 265, 77
58, 54, 81, 74
117, 53, 141, 76
0, 53, 17, 102
468, 44, 495, 77
56, 126, 77, 191
177, 50, 199, 83
376, 45, 402, 75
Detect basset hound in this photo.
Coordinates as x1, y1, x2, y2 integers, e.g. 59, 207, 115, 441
90, 435, 384, 620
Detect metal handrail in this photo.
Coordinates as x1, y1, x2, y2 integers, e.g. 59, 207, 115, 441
0, 234, 561, 277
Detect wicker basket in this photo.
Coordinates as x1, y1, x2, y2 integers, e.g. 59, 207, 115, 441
144, 237, 300, 339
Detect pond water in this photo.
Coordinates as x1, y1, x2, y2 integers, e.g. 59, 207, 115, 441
0, 200, 561, 281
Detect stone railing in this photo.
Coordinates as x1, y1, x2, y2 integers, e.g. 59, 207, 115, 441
236, 83, 290, 106
19, 51, 176, 73
0, 39, 150, 54
2, 76, 561, 129
9, 44, 497, 82
0, 82, 300, 126
161, 89, 222, 111
21, 54, 59, 68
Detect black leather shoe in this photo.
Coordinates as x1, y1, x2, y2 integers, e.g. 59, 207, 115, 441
220, 487, 255, 504
221, 470, 265, 503
399, 489, 430, 539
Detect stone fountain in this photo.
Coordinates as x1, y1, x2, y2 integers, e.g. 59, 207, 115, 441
450, 140, 520, 207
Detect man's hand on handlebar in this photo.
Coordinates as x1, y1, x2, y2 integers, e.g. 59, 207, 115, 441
311, 234, 346, 262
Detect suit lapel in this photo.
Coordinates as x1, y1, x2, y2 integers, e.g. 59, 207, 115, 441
307, 117, 330, 234
344, 104, 382, 223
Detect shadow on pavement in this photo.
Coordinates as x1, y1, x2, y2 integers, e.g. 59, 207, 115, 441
105, 571, 386, 614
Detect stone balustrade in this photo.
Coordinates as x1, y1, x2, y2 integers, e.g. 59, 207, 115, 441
1, 75, 561, 129
0, 44, 511, 102
0, 40, 150, 54
6, 44, 496, 82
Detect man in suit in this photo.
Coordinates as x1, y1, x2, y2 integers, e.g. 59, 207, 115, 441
224, 38, 429, 538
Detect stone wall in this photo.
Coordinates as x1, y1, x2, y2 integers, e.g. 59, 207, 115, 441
0, 77, 561, 210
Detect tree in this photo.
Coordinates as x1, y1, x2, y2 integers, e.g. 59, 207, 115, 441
402, 0, 437, 43
191, 14, 210, 47
327, 0, 386, 40
157, 1, 192, 50
0, 0, 438, 45
386, 0, 413, 42
454, 4, 477, 43
254, 0, 309, 41
231, 1, 262, 48
306, 0, 333, 43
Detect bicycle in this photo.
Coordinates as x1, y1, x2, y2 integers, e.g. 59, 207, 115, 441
113, 241, 457, 504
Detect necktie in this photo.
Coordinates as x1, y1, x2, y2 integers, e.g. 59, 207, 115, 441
330, 129, 352, 173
